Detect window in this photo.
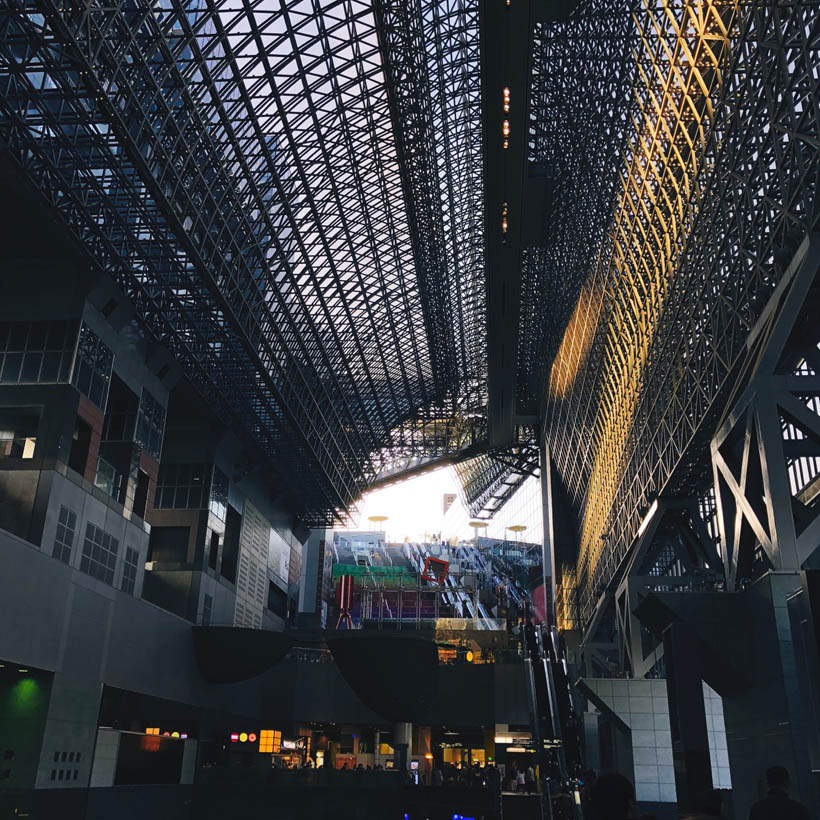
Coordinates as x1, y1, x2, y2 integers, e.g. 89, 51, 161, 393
0, 409, 39, 459
80, 522, 119, 585
155, 463, 207, 510
208, 530, 220, 571
133, 469, 150, 519
147, 526, 189, 563
0, 430, 35, 459
202, 593, 213, 626
68, 417, 92, 475
221, 505, 241, 583
267, 581, 286, 618
71, 323, 113, 410
52, 506, 77, 564
121, 547, 139, 595
210, 466, 228, 521
134, 388, 166, 460
94, 456, 123, 502
101, 375, 138, 442
0, 320, 76, 385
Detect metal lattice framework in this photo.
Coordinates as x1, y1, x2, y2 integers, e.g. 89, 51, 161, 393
454, 432, 539, 519
525, 0, 820, 629
0, 0, 489, 524
2, 0, 818, 597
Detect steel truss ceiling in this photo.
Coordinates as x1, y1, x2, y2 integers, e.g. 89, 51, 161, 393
524, 0, 820, 629
1, 0, 817, 591
0, 0, 490, 524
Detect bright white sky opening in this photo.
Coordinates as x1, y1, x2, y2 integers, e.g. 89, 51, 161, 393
339, 466, 544, 547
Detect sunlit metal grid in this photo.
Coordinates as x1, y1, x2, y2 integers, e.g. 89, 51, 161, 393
0, 0, 488, 523
528, 0, 820, 629
454, 430, 539, 519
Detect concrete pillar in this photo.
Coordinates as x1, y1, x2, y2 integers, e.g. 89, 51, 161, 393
722, 573, 816, 819
663, 623, 712, 810
393, 721, 412, 772
35, 674, 102, 789
180, 739, 198, 784
88, 728, 119, 787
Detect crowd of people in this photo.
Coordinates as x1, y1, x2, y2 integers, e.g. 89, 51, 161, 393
582, 765, 811, 820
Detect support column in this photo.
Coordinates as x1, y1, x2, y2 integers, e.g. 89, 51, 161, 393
706, 234, 820, 816
721, 573, 815, 818
393, 721, 412, 772
663, 623, 712, 810
35, 673, 102, 789
539, 437, 557, 627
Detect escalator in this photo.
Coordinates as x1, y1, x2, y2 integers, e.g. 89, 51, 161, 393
520, 623, 585, 819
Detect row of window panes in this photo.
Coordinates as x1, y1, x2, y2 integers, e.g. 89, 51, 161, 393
210, 467, 229, 521
79, 522, 119, 585
135, 388, 166, 460
53, 506, 77, 564
71, 324, 113, 410
121, 547, 139, 595
156, 463, 210, 510
155, 484, 207, 510
0, 319, 78, 384
52, 506, 140, 594
0, 320, 77, 353
1, 350, 75, 385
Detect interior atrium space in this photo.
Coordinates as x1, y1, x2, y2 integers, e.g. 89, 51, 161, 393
0, 0, 819, 818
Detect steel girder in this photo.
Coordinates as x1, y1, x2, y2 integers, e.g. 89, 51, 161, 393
0, 0, 490, 524
3, 0, 816, 573
454, 431, 539, 519
712, 235, 820, 589
524, 0, 820, 629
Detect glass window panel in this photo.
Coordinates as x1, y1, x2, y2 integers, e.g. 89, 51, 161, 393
27, 324, 47, 350
58, 355, 72, 382
46, 321, 66, 349
8, 325, 27, 350
71, 324, 113, 409
76, 361, 92, 396
90, 374, 104, 408
20, 352, 42, 382
1, 353, 22, 383
80, 522, 119, 585
40, 352, 61, 382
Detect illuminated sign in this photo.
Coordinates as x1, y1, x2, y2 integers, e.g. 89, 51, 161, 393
146, 727, 188, 739
259, 730, 281, 753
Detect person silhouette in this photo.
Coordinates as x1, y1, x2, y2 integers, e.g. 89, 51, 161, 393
587, 772, 636, 820
748, 766, 810, 820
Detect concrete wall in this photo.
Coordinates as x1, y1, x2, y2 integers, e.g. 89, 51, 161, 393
0, 526, 528, 735
583, 678, 676, 803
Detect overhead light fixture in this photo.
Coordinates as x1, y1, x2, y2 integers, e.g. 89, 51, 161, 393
17, 668, 29, 673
